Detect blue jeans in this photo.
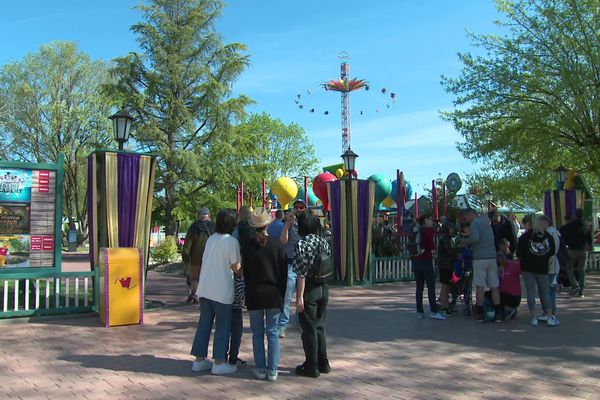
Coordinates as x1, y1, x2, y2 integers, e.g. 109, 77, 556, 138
413, 258, 437, 314
249, 308, 281, 374
227, 307, 243, 363
547, 273, 557, 315
190, 298, 232, 361
278, 263, 296, 328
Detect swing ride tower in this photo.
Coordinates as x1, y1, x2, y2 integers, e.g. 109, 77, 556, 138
323, 51, 368, 153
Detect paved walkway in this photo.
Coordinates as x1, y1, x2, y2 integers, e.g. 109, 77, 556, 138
1, 266, 599, 400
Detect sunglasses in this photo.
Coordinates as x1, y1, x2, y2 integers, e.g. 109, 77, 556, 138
294, 206, 306, 211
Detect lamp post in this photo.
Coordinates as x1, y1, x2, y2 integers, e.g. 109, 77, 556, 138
484, 189, 493, 212
556, 166, 567, 190
341, 148, 358, 179
109, 108, 135, 151
340, 148, 358, 285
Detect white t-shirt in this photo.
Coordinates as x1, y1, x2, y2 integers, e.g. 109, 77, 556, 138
196, 233, 241, 305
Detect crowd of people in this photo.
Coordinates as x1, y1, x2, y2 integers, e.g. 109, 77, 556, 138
183, 200, 331, 380
180, 201, 593, 380
410, 207, 593, 326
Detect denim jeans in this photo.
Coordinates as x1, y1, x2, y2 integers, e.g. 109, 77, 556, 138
227, 307, 243, 363
546, 274, 557, 315
278, 263, 297, 328
190, 298, 232, 361
413, 258, 437, 314
249, 308, 281, 374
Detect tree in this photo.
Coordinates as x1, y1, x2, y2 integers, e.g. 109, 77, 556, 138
0, 41, 115, 244
104, 0, 252, 235
169, 113, 320, 226
441, 0, 600, 200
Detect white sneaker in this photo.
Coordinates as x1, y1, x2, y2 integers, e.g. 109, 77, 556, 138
253, 368, 267, 380
547, 315, 560, 327
530, 317, 539, 327
537, 314, 548, 322
267, 371, 278, 382
191, 358, 212, 372
416, 312, 425, 319
430, 312, 446, 320
211, 362, 237, 375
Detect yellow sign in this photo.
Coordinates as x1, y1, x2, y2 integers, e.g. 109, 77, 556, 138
99, 247, 143, 327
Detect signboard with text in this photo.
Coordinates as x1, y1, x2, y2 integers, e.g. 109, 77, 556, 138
0, 168, 56, 268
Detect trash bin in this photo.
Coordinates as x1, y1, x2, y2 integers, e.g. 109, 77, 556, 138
98, 247, 144, 327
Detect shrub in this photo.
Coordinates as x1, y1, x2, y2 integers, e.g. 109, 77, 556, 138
152, 236, 179, 264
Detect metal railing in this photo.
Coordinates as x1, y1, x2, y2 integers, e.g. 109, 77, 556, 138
0, 270, 98, 318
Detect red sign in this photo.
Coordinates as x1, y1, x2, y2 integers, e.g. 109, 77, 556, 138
38, 171, 50, 193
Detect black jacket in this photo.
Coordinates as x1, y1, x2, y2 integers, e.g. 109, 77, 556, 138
242, 237, 288, 311
559, 219, 592, 251
516, 230, 555, 274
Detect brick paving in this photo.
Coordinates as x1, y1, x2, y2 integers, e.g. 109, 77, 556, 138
1, 262, 599, 399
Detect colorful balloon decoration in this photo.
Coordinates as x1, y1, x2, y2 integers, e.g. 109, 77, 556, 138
367, 173, 392, 208
335, 168, 345, 179
271, 177, 298, 210
382, 197, 396, 208
390, 179, 413, 203
296, 186, 319, 206
313, 172, 338, 211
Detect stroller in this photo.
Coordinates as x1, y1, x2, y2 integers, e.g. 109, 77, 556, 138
450, 245, 473, 316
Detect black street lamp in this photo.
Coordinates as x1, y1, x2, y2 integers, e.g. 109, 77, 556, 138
341, 148, 358, 178
109, 108, 135, 151
556, 165, 567, 190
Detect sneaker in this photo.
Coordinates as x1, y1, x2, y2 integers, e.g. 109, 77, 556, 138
229, 357, 247, 367
569, 286, 581, 295
279, 327, 286, 338
530, 317, 539, 327
537, 314, 548, 322
430, 312, 446, 320
547, 315, 560, 327
318, 359, 331, 374
416, 312, 425, 319
191, 358, 212, 372
295, 363, 319, 378
267, 371, 278, 382
211, 362, 237, 375
252, 368, 267, 380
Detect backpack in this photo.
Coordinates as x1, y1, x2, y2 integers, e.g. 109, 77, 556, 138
556, 238, 570, 267
407, 226, 422, 258
312, 246, 334, 284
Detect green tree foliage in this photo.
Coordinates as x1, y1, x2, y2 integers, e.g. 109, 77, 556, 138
0, 41, 115, 244
104, 0, 252, 235
441, 0, 600, 201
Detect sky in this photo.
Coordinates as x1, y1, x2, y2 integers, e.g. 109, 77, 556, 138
0, 0, 502, 194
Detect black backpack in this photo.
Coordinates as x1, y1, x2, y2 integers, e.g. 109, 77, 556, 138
312, 246, 334, 284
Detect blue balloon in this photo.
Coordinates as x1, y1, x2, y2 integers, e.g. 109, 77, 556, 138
296, 186, 318, 206
367, 173, 392, 205
390, 180, 413, 203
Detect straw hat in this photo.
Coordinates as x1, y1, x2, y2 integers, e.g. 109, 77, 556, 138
248, 207, 273, 228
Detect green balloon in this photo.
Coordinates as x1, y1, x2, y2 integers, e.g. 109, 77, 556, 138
368, 173, 392, 205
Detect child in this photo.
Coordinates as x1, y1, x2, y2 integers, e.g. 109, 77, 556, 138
227, 275, 247, 366
497, 238, 521, 319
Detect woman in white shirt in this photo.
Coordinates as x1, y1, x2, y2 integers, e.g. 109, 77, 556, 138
190, 209, 242, 375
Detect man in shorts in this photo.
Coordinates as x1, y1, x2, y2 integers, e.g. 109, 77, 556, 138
459, 208, 503, 322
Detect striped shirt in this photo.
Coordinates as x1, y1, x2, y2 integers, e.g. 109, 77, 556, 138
285, 223, 302, 260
